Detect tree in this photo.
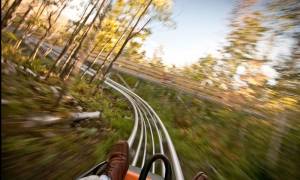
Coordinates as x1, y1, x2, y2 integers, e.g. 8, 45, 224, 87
268, 0, 300, 85
224, 11, 267, 75
26, 11, 55, 63
14, 0, 50, 49
99, 0, 173, 82
81, 0, 132, 77
12, 1, 34, 33
257, 0, 300, 173
185, 54, 217, 83
88, 3, 146, 84
1, 0, 23, 30
149, 44, 165, 70
25, 0, 70, 63
45, 0, 99, 79
59, 0, 111, 80
80, 21, 121, 78
2, 0, 12, 10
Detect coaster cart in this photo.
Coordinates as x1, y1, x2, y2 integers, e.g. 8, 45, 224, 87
77, 154, 172, 180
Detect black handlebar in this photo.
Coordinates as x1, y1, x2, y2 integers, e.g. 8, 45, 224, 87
139, 154, 172, 180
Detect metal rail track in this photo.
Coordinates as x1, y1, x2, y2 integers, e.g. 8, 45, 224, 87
25, 38, 184, 179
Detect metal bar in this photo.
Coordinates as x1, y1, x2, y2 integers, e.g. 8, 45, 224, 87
141, 117, 147, 167
109, 79, 184, 180
131, 107, 144, 166
26, 39, 184, 179
108, 79, 166, 176
140, 105, 156, 174
104, 81, 139, 148
139, 96, 185, 180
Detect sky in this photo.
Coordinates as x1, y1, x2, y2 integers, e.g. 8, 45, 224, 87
142, 0, 235, 67
61, 0, 281, 83
62, 0, 235, 67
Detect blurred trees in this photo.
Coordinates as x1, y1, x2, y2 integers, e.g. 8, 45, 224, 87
27, 0, 70, 63
98, 0, 173, 83
179, 2, 300, 176
181, 0, 269, 97
182, 0, 298, 102
3, 0, 297, 110
2, 0, 174, 84
262, 0, 300, 173
14, 0, 51, 49
149, 44, 165, 71
267, 0, 300, 92
224, 11, 267, 75
2, 0, 300, 179
183, 55, 216, 83
1, 0, 23, 29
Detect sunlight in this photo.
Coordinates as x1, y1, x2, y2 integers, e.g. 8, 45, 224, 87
2, 0, 299, 179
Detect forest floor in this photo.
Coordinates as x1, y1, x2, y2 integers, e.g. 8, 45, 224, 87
1, 35, 133, 179
111, 73, 300, 180
2, 30, 300, 179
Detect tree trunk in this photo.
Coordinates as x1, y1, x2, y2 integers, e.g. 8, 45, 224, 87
27, 15, 53, 63
101, 0, 153, 79
88, 6, 142, 83
27, 33, 47, 62
81, 38, 103, 69
267, 113, 289, 168
81, 24, 123, 79
2, 0, 11, 10
47, 0, 92, 71
59, 0, 107, 80
45, 0, 68, 41
116, 73, 132, 89
14, 1, 47, 49
93, 0, 152, 92
80, 40, 108, 79
133, 80, 140, 91
42, 38, 60, 58
2, 0, 23, 30
27, 2, 66, 63
53, 0, 68, 23
45, 0, 97, 79
12, 4, 33, 33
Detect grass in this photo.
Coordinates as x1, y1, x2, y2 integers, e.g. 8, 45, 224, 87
111, 73, 300, 180
2, 29, 299, 180
1, 31, 134, 179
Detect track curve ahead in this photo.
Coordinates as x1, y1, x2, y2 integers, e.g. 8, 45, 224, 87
25, 37, 184, 180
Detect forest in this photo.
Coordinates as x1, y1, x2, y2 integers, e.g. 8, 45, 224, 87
1, 0, 299, 179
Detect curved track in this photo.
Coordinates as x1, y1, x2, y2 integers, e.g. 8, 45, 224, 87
25, 38, 184, 179
105, 79, 184, 179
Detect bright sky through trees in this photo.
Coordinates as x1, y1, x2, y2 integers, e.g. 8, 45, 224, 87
59, 0, 293, 81
62, 0, 235, 67
2, 0, 299, 179
142, 0, 235, 67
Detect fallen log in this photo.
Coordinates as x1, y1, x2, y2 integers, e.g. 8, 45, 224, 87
70, 111, 101, 122
25, 111, 101, 127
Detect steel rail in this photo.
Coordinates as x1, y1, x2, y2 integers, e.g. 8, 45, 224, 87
106, 78, 165, 176
131, 106, 144, 166
141, 118, 147, 167
26, 39, 184, 179
139, 100, 165, 175
105, 80, 147, 169
107, 79, 166, 176
137, 95, 184, 180
108, 78, 184, 180
107, 79, 159, 173
103, 81, 139, 148
139, 104, 156, 174
107, 80, 156, 172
